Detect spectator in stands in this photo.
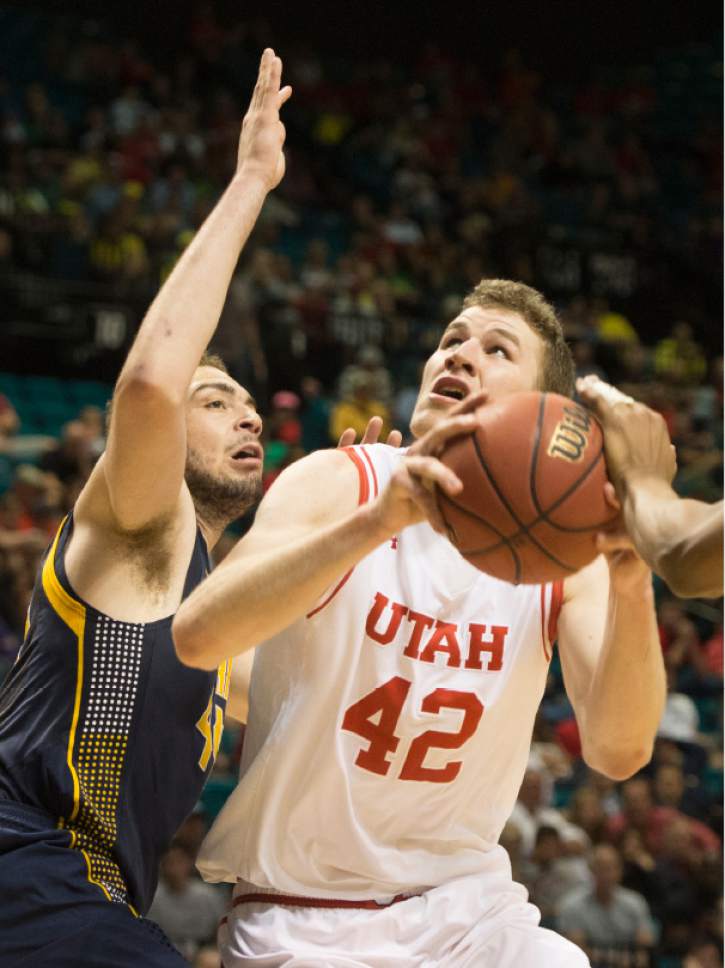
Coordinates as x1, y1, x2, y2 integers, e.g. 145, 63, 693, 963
338, 344, 394, 407
619, 827, 656, 900
521, 825, 592, 926
39, 419, 96, 484
648, 817, 712, 956
653, 762, 710, 823
300, 376, 332, 451
267, 390, 302, 447
654, 321, 707, 386
329, 370, 391, 445
557, 844, 656, 956
147, 844, 226, 960
607, 776, 719, 858
508, 758, 584, 857
567, 785, 609, 846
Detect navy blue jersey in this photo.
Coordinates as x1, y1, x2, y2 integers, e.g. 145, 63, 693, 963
0, 512, 231, 914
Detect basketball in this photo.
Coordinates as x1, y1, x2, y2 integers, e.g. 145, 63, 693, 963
437, 392, 619, 584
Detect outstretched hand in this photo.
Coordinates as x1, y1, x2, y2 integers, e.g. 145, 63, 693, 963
337, 417, 403, 449
237, 48, 293, 191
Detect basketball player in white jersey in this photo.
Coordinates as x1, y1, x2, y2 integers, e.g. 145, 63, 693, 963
173, 280, 666, 968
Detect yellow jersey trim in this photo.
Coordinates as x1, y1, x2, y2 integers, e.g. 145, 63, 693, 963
81, 849, 112, 902
41, 517, 86, 823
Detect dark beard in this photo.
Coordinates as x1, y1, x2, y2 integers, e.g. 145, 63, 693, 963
185, 451, 263, 531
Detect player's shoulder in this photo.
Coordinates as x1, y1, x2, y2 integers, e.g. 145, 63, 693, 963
341, 443, 409, 491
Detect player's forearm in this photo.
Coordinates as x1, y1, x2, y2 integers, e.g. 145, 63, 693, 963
624, 481, 723, 598
117, 173, 268, 399
582, 575, 665, 780
173, 504, 392, 670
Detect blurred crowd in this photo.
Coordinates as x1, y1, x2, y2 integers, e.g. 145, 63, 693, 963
0, 5, 722, 968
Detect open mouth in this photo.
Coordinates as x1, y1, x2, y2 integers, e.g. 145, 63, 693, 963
230, 442, 263, 464
430, 376, 471, 402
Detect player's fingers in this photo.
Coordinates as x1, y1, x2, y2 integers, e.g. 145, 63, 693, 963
451, 388, 488, 416
386, 429, 403, 449
337, 428, 356, 448
360, 416, 383, 445
405, 455, 462, 496
578, 377, 635, 415
264, 55, 282, 104
603, 481, 621, 511
278, 85, 293, 109
420, 413, 479, 454
251, 49, 272, 111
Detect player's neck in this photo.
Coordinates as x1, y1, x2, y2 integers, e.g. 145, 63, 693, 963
195, 512, 225, 552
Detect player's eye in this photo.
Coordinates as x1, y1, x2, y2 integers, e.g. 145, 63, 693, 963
487, 344, 510, 359
442, 335, 463, 348
206, 399, 226, 409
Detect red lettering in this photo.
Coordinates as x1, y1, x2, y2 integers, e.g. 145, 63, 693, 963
365, 593, 408, 646
465, 624, 508, 671
402, 610, 435, 659
341, 677, 411, 775
418, 621, 461, 668
399, 689, 484, 783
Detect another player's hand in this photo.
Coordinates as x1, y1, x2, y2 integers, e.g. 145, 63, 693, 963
237, 48, 292, 191
577, 375, 676, 500
337, 417, 403, 449
370, 390, 488, 537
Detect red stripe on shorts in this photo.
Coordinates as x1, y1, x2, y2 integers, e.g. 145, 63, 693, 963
232, 891, 413, 910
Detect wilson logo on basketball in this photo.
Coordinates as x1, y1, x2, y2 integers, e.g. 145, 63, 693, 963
546, 404, 591, 463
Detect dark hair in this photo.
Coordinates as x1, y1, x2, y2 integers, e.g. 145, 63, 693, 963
462, 279, 575, 397
198, 351, 228, 374
105, 349, 229, 431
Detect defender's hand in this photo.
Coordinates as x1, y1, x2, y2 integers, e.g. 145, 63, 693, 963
369, 391, 488, 537
237, 49, 292, 191
577, 375, 676, 500
337, 417, 403, 449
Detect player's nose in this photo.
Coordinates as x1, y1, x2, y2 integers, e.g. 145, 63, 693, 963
237, 407, 262, 436
445, 338, 480, 377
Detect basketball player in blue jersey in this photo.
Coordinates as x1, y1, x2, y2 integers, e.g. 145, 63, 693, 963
0, 50, 292, 967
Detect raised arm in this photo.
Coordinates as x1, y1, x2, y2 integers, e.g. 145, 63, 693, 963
84, 50, 291, 531
578, 375, 723, 599
173, 396, 485, 670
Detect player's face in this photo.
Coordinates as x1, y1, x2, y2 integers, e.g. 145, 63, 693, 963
410, 306, 543, 438
184, 366, 264, 519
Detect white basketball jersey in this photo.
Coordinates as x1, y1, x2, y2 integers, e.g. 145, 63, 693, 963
198, 444, 563, 900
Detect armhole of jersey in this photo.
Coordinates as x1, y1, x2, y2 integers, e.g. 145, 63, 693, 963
306, 446, 377, 619
540, 579, 564, 662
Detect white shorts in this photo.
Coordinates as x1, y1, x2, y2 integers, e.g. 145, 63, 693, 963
218, 851, 589, 968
